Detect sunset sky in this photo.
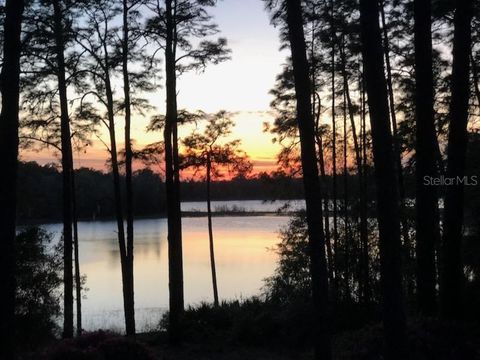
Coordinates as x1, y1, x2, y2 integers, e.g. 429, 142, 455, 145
21, 0, 288, 175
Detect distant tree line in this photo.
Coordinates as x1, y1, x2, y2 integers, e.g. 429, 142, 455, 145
15, 161, 310, 222
18, 158, 443, 223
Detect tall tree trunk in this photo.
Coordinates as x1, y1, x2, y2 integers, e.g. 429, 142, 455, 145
103, 42, 130, 336
340, 46, 369, 302
319, 138, 334, 286
413, 0, 440, 317
165, 0, 184, 343
359, 0, 407, 357
52, 0, 74, 338
314, 95, 334, 286
440, 0, 473, 321
340, 51, 362, 173
342, 79, 351, 301
122, 0, 136, 336
360, 71, 371, 302
330, 0, 339, 299
285, 1, 331, 359
379, 1, 404, 198
206, 153, 219, 307
0, 1, 24, 358
72, 171, 82, 336
172, 8, 183, 301
379, 0, 414, 298
311, 23, 333, 287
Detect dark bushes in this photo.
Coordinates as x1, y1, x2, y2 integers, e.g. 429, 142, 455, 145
30, 331, 156, 360
15, 227, 62, 351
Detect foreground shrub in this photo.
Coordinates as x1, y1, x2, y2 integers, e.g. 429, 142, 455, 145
32, 331, 156, 360
16, 227, 63, 351
335, 319, 480, 359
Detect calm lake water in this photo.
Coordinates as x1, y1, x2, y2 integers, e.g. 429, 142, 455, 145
41, 200, 296, 333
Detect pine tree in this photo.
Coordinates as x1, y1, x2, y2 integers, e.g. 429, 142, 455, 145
0, 0, 25, 358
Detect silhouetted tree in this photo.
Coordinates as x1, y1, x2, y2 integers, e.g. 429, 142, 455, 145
379, 0, 414, 298
146, 0, 230, 342
305, 0, 334, 292
163, 1, 184, 338
121, 0, 136, 336
285, 1, 331, 356
359, 69, 371, 303
440, 0, 473, 321
75, 0, 134, 334
266, 0, 375, 306
120, 0, 154, 337
182, 111, 252, 306
341, 69, 351, 300
0, 0, 25, 358
329, 0, 339, 298
359, 0, 407, 357
414, 0, 440, 316
266, 0, 332, 358
72, 175, 82, 336
49, 0, 75, 338
20, 0, 103, 335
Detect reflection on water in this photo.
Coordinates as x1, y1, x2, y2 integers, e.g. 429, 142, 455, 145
42, 215, 290, 332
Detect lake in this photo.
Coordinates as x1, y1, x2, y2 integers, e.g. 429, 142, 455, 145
41, 200, 297, 333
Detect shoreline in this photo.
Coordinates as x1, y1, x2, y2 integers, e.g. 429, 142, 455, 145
18, 210, 300, 226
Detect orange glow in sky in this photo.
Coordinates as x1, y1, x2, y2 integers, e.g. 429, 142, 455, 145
21, 0, 287, 175
21, 110, 282, 176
